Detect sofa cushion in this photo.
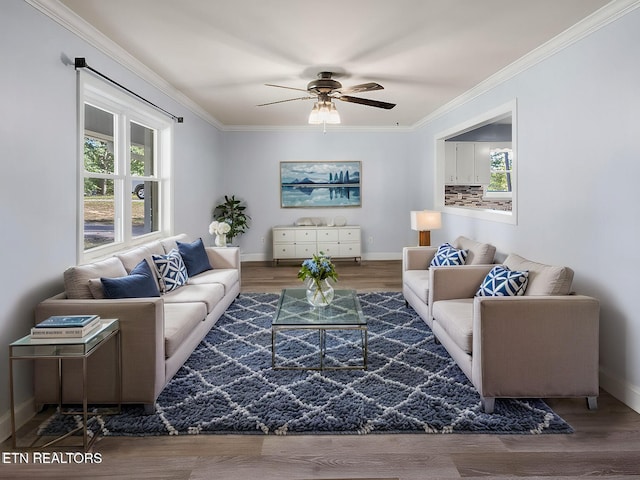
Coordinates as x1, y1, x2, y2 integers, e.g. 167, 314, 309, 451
152, 249, 189, 293
453, 236, 496, 265
161, 234, 190, 254
503, 253, 574, 296
187, 268, 239, 294
430, 243, 468, 267
177, 238, 212, 277
64, 257, 128, 299
163, 302, 207, 359
432, 299, 474, 354
476, 265, 529, 297
162, 283, 225, 314
403, 270, 430, 303
101, 260, 161, 299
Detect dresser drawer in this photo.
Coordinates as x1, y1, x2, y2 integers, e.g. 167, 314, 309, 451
273, 229, 296, 242
317, 229, 339, 242
273, 244, 296, 258
295, 244, 316, 258
294, 229, 316, 242
339, 243, 361, 257
339, 228, 360, 242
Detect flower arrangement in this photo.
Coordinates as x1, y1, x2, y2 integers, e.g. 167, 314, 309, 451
298, 252, 338, 305
209, 220, 231, 236
209, 220, 231, 247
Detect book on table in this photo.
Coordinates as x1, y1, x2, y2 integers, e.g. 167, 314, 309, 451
31, 315, 101, 338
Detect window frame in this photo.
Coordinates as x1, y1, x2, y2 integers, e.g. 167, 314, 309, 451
483, 144, 513, 200
78, 71, 173, 263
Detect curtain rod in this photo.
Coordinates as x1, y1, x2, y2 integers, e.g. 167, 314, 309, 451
74, 57, 184, 123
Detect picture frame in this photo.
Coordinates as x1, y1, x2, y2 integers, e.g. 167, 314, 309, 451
280, 161, 362, 208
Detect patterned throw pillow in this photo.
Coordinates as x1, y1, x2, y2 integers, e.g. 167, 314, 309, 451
152, 249, 189, 293
430, 243, 468, 267
476, 265, 529, 297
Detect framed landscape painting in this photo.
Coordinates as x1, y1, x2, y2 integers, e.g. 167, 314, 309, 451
280, 161, 362, 208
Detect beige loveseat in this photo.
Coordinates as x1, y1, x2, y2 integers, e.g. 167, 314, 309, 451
403, 241, 600, 413
34, 234, 240, 412
403, 236, 497, 324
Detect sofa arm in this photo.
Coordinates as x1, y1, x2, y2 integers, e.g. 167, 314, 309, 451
402, 246, 438, 271
429, 265, 495, 304
34, 295, 165, 404
206, 246, 240, 270
471, 295, 600, 399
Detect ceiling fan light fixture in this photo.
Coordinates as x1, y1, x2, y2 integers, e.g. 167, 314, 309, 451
328, 102, 341, 124
308, 102, 321, 124
309, 100, 340, 125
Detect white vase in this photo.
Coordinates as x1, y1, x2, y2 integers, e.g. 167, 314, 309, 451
306, 278, 334, 307
215, 233, 227, 247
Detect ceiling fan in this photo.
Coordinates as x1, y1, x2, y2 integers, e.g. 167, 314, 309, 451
258, 72, 395, 123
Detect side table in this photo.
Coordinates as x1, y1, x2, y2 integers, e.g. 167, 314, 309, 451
9, 319, 121, 451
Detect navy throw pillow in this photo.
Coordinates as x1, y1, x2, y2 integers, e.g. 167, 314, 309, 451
177, 238, 212, 276
101, 260, 160, 299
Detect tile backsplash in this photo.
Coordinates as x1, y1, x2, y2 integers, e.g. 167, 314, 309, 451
444, 185, 512, 211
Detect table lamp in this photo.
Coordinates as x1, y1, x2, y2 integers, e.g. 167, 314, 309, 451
410, 210, 442, 246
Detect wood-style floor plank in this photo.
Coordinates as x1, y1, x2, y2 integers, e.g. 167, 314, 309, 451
2, 260, 640, 479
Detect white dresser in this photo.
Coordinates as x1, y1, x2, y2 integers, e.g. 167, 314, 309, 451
272, 225, 361, 263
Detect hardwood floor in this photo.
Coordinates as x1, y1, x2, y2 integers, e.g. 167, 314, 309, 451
2, 260, 640, 479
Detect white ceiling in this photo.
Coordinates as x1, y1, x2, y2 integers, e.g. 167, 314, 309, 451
53, 0, 612, 128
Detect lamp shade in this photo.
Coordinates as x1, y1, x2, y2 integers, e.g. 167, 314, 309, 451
410, 210, 442, 231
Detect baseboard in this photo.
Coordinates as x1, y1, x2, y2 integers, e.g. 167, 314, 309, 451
0, 396, 36, 443
600, 367, 640, 415
240, 252, 403, 262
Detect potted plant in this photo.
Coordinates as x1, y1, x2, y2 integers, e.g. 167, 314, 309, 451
212, 195, 250, 245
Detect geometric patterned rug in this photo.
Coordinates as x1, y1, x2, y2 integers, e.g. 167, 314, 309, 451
39, 292, 573, 436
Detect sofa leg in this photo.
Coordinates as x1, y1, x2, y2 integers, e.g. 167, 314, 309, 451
481, 397, 495, 414
433, 335, 441, 345
586, 396, 598, 410
143, 403, 156, 415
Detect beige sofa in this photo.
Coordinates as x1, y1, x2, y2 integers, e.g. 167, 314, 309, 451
403, 241, 600, 413
34, 234, 240, 412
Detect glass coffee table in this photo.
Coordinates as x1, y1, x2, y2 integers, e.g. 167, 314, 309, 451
272, 288, 367, 370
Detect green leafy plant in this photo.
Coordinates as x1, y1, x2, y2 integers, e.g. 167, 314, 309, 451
213, 195, 250, 244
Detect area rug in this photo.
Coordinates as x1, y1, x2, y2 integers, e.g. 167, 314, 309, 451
39, 292, 572, 436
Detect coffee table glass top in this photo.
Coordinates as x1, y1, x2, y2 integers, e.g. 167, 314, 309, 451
273, 289, 366, 327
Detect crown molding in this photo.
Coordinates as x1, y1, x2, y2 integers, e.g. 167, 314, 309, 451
24, 0, 224, 130
220, 124, 414, 133
413, 0, 640, 129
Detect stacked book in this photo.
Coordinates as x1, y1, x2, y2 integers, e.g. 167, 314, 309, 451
31, 314, 101, 339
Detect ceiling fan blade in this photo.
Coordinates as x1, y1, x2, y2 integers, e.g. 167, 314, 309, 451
256, 96, 314, 107
338, 82, 384, 94
265, 83, 309, 93
336, 95, 396, 109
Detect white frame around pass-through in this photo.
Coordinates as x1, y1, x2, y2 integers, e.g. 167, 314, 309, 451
433, 99, 517, 225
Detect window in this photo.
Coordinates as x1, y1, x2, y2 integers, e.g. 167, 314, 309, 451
79, 74, 172, 261
485, 146, 513, 199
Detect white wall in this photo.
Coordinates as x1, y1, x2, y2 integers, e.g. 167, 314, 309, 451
220, 129, 421, 259
0, 0, 225, 439
415, 7, 640, 412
